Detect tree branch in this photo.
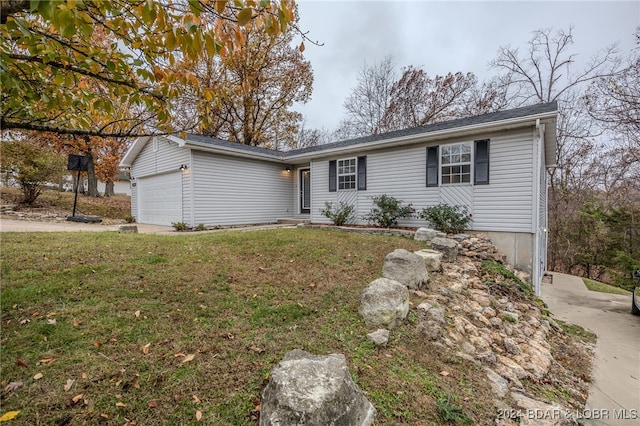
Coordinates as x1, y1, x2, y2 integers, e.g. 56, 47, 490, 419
6, 53, 165, 100
0, 0, 30, 24
1, 118, 166, 138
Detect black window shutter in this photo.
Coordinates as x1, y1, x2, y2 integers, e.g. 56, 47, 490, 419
357, 156, 367, 190
329, 160, 337, 192
426, 146, 439, 187
474, 139, 490, 185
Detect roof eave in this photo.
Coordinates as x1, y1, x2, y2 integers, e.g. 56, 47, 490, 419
120, 136, 152, 168
286, 109, 558, 163
181, 138, 286, 163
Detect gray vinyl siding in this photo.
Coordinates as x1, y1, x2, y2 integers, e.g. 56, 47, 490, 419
183, 151, 194, 225
311, 130, 537, 232
473, 131, 534, 233
359, 146, 438, 227
131, 183, 138, 221
130, 136, 190, 221
310, 160, 333, 224
130, 137, 190, 178
191, 151, 292, 226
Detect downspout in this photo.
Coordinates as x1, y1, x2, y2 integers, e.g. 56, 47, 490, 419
534, 119, 545, 295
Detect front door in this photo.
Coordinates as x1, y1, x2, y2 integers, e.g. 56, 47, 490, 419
300, 168, 310, 214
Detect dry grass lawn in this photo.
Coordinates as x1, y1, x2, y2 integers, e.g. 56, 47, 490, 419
1, 228, 500, 425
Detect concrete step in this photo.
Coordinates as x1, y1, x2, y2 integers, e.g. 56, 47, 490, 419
276, 217, 310, 225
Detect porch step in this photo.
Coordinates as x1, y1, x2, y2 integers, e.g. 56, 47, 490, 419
276, 218, 310, 225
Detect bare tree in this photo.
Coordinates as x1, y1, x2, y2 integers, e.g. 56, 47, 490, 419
459, 75, 511, 117
341, 55, 398, 137
491, 26, 622, 273
491, 26, 619, 105
295, 119, 331, 149
585, 54, 640, 158
382, 67, 478, 130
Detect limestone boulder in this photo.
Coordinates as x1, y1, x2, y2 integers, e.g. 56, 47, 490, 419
118, 225, 138, 233
416, 301, 446, 340
359, 278, 409, 329
366, 329, 390, 346
382, 249, 428, 289
260, 349, 375, 426
413, 249, 443, 272
414, 227, 446, 242
429, 237, 459, 262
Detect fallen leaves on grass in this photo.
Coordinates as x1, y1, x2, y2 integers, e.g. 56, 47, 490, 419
195, 410, 203, 421
115, 402, 127, 407
148, 400, 158, 408
247, 345, 265, 354
3, 382, 23, 393
134, 310, 141, 319
33, 372, 43, 380
64, 379, 75, 392
142, 343, 151, 355
38, 358, 57, 365
0, 411, 20, 422
180, 354, 195, 363
71, 394, 84, 404
15, 359, 27, 368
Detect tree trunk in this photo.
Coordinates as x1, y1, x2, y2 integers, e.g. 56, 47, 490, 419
74, 174, 86, 194
86, 148, 99, 197
104, 181, 115, 197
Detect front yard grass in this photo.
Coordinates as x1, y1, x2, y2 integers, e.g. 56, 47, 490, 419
1, 228, 497, 425
1, 187, 131, 220
582, 278, 631, 295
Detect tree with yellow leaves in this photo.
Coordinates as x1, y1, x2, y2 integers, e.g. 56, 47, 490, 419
1, 0, 298, 138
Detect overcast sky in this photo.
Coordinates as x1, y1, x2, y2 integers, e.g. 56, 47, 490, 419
292, 0, 640, 131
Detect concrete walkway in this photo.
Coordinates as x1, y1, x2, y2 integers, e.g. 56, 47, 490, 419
0, 218, 296, 235
541, 272, 640, 425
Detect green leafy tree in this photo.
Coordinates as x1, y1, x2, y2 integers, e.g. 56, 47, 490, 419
0, 140, 65, 204
1, 0, 298, 138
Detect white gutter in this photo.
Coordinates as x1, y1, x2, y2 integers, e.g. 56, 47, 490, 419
168, 135, 286, 163
162, 109, 557, 164
286, 110, 558, 162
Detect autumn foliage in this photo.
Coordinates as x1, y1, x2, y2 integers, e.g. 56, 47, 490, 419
174, 6, 312, 148
1, 0, 298, 138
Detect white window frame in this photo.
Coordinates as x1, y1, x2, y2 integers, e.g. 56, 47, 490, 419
337, 158, 356, 190
440, 142, 472, 185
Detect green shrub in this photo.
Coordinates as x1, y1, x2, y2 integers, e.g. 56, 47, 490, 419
419, 204, 472, 234
321, 201, 356, 226
172, 221, 188, 231
195, 223, 207, 231
363, 194, 414, 228
125, 215, 136, 223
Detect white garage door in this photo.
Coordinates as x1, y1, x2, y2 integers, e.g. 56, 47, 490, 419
138, 172, 182, 225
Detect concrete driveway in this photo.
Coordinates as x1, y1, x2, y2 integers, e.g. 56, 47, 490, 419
542, 272, 640, 425
0, 218, 295, 234
0, 218, 173, 234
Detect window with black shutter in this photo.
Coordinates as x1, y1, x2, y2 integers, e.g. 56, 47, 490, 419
357, 156, 367, 190
474, 139, 490, 185
328, 160, 337, 192
426, 146, 439, 187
